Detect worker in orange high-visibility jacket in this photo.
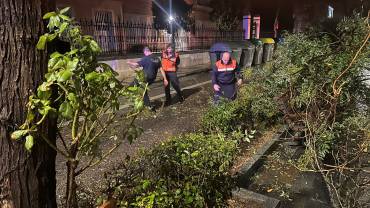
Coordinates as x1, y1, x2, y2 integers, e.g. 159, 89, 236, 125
160, 44, 184, 106
212, 51, 242, 103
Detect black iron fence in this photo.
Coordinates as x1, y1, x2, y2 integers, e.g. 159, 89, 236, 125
77, 19, 244, 57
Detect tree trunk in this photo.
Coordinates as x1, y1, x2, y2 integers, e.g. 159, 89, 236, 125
66, 160, 78, 208
0, 0, 56, 208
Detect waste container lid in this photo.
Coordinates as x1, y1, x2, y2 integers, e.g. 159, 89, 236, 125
245, 40, 255, 48
209, 42, 232, 53
251, 39, 263, 46
260, 38, 275, 44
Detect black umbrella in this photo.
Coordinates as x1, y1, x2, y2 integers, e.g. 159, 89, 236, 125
209, 42, 232, 53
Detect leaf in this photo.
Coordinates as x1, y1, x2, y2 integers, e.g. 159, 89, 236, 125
85, 71, 99, 81
37, 89, 52, 100
109, 82, 116, 89
59, 101, 73, 119
142, 180, 151, 190
59, 7, 70, 14
67, 93, 78, 108
127, 86, 138, 92
36, 34, 48, 50
67, 93, 77, 103
50, 51, 62, 59
69, 49, 78, 55
57, 69, 72, 82
25, 135, 34, 151
134, 99, 144, 111
52, 59, 65, 71
47, 33, 58, 41
89, 40, 101, 53
175, 189, 181, 195
38, 105, 53, 116
244, 137, 250, 143
26, 112, 35, 123
66, 58, 79, 71
11, 130, 29, 140
191, 151, 199, 157
38, 82, 51, 91
59, 22, 69, 34
48, 16, 61, 30
59, 14, 71, 21
43, 12, 56, 19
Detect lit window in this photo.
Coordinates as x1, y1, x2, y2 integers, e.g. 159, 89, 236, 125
328, 5, 334, 18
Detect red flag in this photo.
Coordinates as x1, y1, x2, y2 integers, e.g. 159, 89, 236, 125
273, 11, 279, 38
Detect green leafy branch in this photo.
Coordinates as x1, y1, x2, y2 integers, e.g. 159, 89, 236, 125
11, 7, 146, 207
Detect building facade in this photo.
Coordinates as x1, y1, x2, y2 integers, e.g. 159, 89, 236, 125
56, 0, 153, 23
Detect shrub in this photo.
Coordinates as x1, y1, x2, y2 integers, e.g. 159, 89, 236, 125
239, 66, 281, 126
200, 99, 251, 135
104, 133, 238, 207
200, 66, 282, 137
236, 13, 369, 207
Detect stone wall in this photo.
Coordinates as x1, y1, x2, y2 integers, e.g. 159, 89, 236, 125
102, 52, 211, 81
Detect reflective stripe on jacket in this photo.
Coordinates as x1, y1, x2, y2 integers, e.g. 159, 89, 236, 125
212, 59, 240, 85
215, 59, 237, 72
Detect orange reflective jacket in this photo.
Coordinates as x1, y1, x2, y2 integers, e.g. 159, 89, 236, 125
215, 59, 237, 72
161, 51, 179, 72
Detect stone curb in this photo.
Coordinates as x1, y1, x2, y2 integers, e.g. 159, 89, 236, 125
237, 126, 288, 188
232, 188, 281, 208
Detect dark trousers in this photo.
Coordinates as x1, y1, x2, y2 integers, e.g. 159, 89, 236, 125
214, 83, 236, 103
130, 78, 155, 107
164, 72, 183, 102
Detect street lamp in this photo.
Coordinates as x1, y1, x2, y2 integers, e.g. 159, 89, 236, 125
152, 0, 176, 51
168, 15, 174, 22
168, 0, 175, 52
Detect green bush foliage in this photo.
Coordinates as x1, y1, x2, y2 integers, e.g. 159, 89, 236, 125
274, 13, 368, 161
11, 8, 145, 207
200, 100, 250, 135
104, 133, 238, 207
234, 13, 369, 207
102, 12, 369, 208
201, 66, 283, 136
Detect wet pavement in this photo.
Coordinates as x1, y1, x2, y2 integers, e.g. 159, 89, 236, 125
120, 66, 212, 107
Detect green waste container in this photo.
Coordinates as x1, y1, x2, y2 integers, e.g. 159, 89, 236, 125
210, 41, 250, 67
261, 38, 275, 62
239, 41, 255, 68
224, 41, 255, 68
225, 41, 245, 63
252, 39, 263, 65
209, 42, 232, 67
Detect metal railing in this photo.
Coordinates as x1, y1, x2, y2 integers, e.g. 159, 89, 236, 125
77, 19, 244, 57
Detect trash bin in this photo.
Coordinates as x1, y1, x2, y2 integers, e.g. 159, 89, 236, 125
252, 39, 263, 65
239, 41, 255, 68
209, 42, 232, 67
261, 38, 275, 63
224, 41, 246, 63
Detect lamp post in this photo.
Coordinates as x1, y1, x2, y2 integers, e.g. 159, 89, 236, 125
169, 0, 175, 52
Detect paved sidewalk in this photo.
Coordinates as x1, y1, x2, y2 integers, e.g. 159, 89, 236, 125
119, 64, 212, 109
